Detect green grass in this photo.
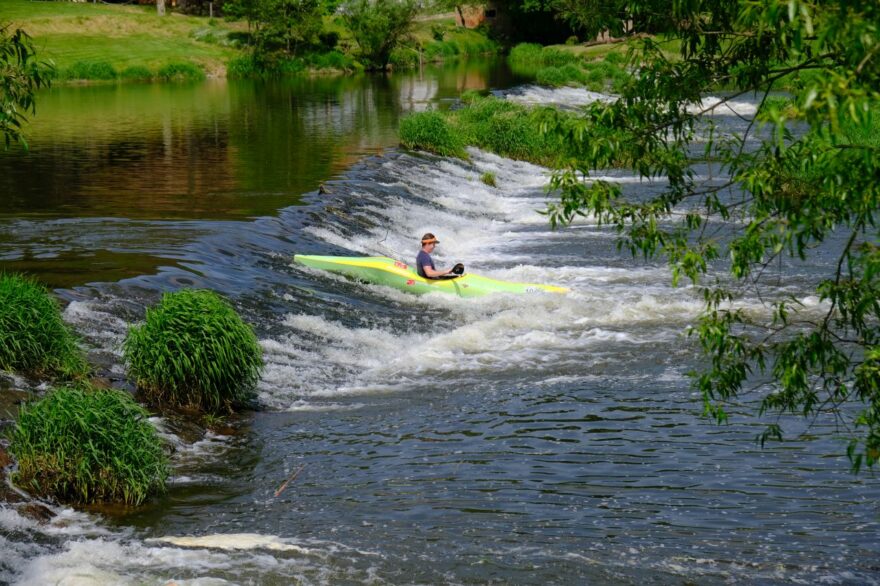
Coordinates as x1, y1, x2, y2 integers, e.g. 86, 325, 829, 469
481, 171, 497, 187
399, 110, 467, 158
157, 61, 206, 82
124, 289, 263, 413
0, 273, 86, 379
3, 0, 239, 79
2, 1, 498, 80
8, 385, 168, 506
399, 95, 579, 166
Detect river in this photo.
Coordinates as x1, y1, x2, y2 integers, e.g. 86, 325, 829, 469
0, 59, 877, 585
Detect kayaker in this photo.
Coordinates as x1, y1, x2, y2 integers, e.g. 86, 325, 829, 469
416, 233, 463, 279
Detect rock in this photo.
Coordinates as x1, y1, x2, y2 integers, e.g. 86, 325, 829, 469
18, 502, 55, 524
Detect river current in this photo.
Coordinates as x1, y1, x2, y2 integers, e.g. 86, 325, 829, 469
0, 63, 878, 584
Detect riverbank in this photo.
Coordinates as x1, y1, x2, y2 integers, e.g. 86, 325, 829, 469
1, 0, 498, 82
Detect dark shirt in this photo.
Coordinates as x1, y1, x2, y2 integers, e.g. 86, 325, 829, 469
416, 250, 434, 278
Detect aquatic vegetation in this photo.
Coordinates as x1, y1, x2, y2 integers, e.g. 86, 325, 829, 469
481, 172, 497, 187
124, 289, 263, 413
399, 110, 467, 158
536, 64, 587, 87
400, 95, 576, 166
0, 273, 86, 378
9, 386, 168, 505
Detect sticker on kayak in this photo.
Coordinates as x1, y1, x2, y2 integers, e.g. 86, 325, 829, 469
395, 261, 408, 269
406, 279, 415, 286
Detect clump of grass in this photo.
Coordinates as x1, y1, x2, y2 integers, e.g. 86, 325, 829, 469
59, 60, 117, 81
399, 110, 467, 158
508, 43, 544, 64
400, 95, 583, 166
157, 62, 206, 82
0, 273, 86, 379
124, 289, 263, 413
120, 65, 153, 82
481, 172, 497, 187
8, 386, 168, 505
536, 64, 587, 87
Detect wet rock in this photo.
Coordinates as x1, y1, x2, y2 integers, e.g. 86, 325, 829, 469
18, 502, 55, 524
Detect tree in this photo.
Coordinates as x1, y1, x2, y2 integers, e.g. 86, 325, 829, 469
225, 0, 327, 57
540, 0, 880, 469
0, 25, 51, 149
341, 0, 419, 70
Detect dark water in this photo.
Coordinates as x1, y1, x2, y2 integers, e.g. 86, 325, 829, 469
1, 63, 878, 585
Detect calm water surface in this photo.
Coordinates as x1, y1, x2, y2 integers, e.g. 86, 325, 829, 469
0, 61, 878, 585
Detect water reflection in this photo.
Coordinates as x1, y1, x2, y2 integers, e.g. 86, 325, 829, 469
0, 59, 527, 286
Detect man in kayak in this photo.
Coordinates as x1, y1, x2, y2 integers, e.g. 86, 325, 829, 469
417, 233, 463, 279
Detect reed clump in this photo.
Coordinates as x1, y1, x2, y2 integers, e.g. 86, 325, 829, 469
9, 386, 168, 505
124, 289, 263, 413
0, 273, 86, 378
399, 110, 467, 158
399, 95, 574, 166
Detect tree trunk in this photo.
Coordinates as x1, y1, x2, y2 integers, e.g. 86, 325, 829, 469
157, 0, 165, 16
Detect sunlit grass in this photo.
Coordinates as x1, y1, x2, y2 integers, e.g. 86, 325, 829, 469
2, 0, 239, 78
0, 273, 86, 379
400, 94, 577, 166
124, 289, 263, 413
9, 385, 168, 506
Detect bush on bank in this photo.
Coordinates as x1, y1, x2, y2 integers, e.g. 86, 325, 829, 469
0, 273, 86, 379
124, 289, 263, 413
8, 386, 168, 505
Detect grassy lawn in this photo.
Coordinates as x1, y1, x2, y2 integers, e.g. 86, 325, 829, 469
1, 0, 243, 77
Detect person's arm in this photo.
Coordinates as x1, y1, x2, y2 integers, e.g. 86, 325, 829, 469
421, 264, 452, 278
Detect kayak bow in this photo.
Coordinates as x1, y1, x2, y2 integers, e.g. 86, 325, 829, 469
294, 255, 568, 298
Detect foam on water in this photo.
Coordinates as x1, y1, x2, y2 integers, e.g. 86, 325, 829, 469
504, 86, 760, 120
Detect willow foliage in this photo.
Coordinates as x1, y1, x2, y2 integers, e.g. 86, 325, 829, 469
541, 0, 880, 470
124, 289, 263, 413
0, 25, 52, 149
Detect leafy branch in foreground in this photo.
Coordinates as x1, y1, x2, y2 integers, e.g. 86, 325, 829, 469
0, 24, 52, 149
542, 0, 879, 470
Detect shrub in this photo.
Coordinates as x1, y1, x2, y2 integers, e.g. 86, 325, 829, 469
0, 273, 86, 378
399, 110, 467, 158
9, 386, 168, 505
565, 35, 579, 46
157, 62, 206, 82
61, 60, 117, 81
310, 50, 354, 70
431, 23, 445, 42
124, 289, 263, 413
120, 65, 153, 82
481, 172, 497, 187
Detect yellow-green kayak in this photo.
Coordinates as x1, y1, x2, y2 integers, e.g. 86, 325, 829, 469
294, 255, 569, 298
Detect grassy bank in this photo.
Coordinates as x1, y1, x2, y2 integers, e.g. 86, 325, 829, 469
1, 0, 240, 79
1, 1, 498, 82
508, 42, 630, 92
